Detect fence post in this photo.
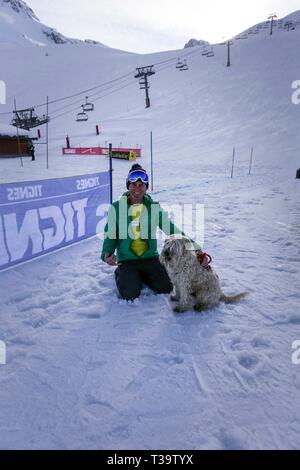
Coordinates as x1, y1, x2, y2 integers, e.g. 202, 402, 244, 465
230, 147, 235, 178
249, 146, 253, 175
14, 98, 23, 168
109, 143, 113, 204
46, 95, 49, 169
150, 131, 154, 191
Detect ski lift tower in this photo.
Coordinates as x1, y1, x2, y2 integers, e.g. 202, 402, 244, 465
11, 107, 50, 130
284, 21, 295, 31
134, 65, 155, 108
268, 13, 277, 35
221, 39, 233, 67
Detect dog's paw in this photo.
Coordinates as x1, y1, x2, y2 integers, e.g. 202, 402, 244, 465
170, 294, 180, 302
173, 305, 187, 313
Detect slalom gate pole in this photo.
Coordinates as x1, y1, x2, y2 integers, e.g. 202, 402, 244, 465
231, 147, 235, 179
109, 143, 113, 204
46, 96, 49, 169
249, 146, 253, 175
150, 131, 154, 191
14, 98, 23, 168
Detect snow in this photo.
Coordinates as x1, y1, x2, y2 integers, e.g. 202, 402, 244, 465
0, 3, 300, 450
0, 122, 30, 136
0, 0, 81, 46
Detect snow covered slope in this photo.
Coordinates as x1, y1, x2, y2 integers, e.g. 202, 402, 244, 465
0, 0, 106, 46
0, 3, 300, 450
0, 7, 299, 185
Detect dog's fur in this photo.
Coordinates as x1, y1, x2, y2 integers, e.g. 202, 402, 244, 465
160, 236, 247, 313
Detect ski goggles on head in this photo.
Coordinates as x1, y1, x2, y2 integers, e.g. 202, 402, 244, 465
127, 170, 149, 185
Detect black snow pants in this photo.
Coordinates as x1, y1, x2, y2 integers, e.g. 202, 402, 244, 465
115, 257, 173, 301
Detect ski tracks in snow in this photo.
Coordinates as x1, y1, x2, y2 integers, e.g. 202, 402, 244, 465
0, 173, 300, 449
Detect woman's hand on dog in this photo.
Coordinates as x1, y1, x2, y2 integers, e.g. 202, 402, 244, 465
197, 251, 212, 268
104, 252, 117, 266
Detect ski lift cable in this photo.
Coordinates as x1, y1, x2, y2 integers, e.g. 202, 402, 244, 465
50, 75, 134, 115
155, 46, 209, 74
51, 49, 206, 118
0, 44, 215, 118
152, 44, 211, 67
0, 70, 134, 116
51, 80, 136, 122
52, 81, 136, 121
2, 74, 134, 120
34, 70, 134, 108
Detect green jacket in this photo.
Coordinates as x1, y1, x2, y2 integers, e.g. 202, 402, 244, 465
101, 192, 202, 262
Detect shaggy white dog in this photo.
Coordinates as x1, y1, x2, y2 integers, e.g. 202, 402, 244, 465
160, 236, 247, 313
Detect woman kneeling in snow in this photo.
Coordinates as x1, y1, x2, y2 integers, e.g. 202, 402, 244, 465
101, 164, 209, 301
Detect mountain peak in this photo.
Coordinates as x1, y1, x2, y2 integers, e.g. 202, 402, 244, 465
1, 0, 39, 21
0, 0, 108, 47
184, 38, 210, 48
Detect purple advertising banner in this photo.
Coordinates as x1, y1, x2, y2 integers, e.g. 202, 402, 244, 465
0, 171, 110, 271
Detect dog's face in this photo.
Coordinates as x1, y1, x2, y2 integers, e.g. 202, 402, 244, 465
160, 236, 194, 267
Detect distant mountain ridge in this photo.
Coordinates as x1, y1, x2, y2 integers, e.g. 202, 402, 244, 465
184, 38, 210, 48
2, 0, 38, 20
184, 9, 300, 47
0, 0, 107, 46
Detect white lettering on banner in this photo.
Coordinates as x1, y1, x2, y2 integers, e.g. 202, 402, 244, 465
76, 177, 100, 190
0, 80, 6, 105
0, 197, 89, 267
0, 217, 9, 265
62, 202, 75, 242
72, 199, 88, 237
39, 206, 66, 250
4, 210, 43, 262
7, 185, 43, 202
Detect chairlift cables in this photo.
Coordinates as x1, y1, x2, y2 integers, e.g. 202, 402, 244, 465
50, 74, 134, 117
0, 70, 134, 116
51, 80, 136, 122
0, 44, 212, 118
1, 35, 243, 123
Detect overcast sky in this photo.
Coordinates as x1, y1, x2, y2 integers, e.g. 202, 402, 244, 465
25, 0, 300, 53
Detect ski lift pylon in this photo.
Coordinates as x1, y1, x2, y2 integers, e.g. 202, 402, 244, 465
11, 107, 50, 130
